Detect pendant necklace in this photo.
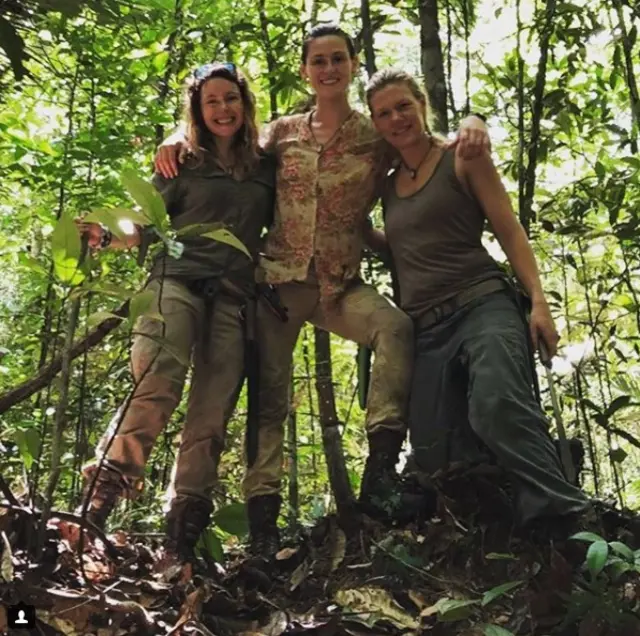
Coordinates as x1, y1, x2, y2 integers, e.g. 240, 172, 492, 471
402, 138, 434, 180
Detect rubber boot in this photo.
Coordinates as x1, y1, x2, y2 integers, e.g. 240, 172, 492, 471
247, 494, 281, 559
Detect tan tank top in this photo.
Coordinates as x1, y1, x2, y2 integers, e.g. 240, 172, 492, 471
382, 147, 503, 319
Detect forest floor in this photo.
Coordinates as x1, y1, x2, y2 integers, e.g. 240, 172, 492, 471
1, 465, 639, 636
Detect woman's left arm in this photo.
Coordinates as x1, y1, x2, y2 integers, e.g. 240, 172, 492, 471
460, 151, 560, 358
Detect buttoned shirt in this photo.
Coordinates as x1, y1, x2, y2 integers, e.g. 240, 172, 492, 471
150, 152, 275, 292
259, 110, 387, 304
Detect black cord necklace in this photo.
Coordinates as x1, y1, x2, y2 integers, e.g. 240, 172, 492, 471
401, 137, 434, 179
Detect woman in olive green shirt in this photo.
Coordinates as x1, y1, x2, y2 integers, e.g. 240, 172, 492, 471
77, 63, 275, 572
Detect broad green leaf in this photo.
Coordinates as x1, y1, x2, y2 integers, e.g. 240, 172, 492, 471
176, 222, 225, 237
14, 428, 40, 471
482, 580, 524, 607
609, 541, 634, 562
586, 540, 609, 578
121, 169, 168, 230
604, 395, 631, 418
212, 503, 248, 537
84, 208, 150, 239
484, 626, 516, 636
87, 311, 125, 328
201, 228, 251, 259
570, 531, 604, 543
436, 598, 479, 622
129, 289, 156, 324
198, 527, 223, 562
51, 214, 84, 285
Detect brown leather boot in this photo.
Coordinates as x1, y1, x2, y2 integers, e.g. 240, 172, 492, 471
79, 462, 129, 530
247, 494, 281, 559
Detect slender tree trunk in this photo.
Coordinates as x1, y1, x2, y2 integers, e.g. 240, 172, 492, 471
155, 0, 184, 147
259, 0, 279, 120
515, 0, 527, 228
37, 240, 88, 551
418, 0, 448, 133
520, 0, 557, 235
302, 327, 318, 492
360, 0, 377, 77
611, 0, 640, 152
287, 395, 299, 533
313, 328, 356, 521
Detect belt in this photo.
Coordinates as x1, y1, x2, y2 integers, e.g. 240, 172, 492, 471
414, 277, 508, 331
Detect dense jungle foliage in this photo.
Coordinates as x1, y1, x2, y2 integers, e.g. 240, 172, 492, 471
0, 0, 639, 545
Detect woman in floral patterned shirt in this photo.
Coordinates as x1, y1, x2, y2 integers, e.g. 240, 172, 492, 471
155, 24, 489, 557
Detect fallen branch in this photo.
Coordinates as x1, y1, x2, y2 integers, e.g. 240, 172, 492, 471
0, 301, 129, 416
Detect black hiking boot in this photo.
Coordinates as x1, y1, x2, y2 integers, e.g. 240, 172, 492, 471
359, 429, 435, 523
79, 462, 128, 531
247, 494, 281, 560
156, 497, 213, 578
358, 429, 405, 520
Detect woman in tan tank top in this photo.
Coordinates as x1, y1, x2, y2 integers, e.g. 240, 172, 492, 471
364, 69, 596, 538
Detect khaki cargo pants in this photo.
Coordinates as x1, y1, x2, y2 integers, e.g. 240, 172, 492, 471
242, 274, 414, 500
95, 277, 245, 505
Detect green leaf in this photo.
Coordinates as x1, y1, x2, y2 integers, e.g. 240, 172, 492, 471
609, 448, 628, 463
609, 541, 634, 562
176, 222, 225, 237
198, 527, 223, 562
121, 169, 168, 229
129, 289, 156, 324
51, 214, 84, 285
604, 395, 631, 418
586, 540, 609, 578
436, 598, 479, 622
570, 531, 604, 544
484, 626, 516, 636
481, 580, 524, 607
87, 311, 125, 328
0, 17, 27, 81
14, 428, 40, 471
201, 228, 252, 259
212, 503, 248, 537
84, 208, 151, 238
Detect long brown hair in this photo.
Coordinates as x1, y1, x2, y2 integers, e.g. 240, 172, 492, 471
365, 68, 440, 140
184, 63, 260, 180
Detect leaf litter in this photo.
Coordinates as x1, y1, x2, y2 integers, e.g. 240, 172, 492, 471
0, 463, 639, 636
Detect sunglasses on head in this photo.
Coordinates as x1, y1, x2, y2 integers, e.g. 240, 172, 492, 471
193, 62, 236, 81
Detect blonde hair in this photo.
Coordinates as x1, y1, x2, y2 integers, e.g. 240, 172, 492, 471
184, 64, 260, 180
365, 68, 442, 140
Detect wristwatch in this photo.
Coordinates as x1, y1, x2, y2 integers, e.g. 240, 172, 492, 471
469, 112, 487, 123
99, 225, 113, 249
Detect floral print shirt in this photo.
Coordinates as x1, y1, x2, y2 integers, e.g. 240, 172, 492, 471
259, 110, 387, 304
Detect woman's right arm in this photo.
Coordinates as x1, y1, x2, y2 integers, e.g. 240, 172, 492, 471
75, 220, 141, 250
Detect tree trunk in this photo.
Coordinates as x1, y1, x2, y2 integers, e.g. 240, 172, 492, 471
611, 0, 640, 153
418, 0, 448, 133
313, 327, 356, 522
258, 0, 279, 121
360, 0, 377, 77
287, 378, 299, 533
520, 0, 557, 235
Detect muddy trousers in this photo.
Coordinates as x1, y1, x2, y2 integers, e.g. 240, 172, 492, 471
409, 289, 589, 526
93, 277, 245, 506
242, 275, 414, 501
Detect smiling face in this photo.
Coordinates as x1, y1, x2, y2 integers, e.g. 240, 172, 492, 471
301, 35, 357, 99
369, 82, 427, 150
199, 77, 245, 139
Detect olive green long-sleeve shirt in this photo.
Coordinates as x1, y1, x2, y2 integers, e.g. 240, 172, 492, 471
148, 151, 276, 292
